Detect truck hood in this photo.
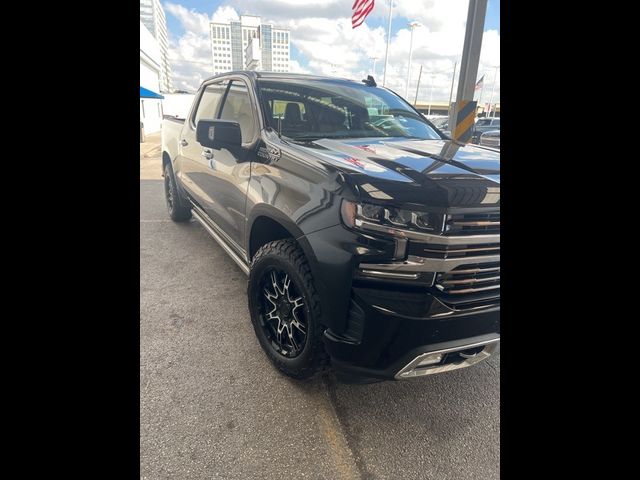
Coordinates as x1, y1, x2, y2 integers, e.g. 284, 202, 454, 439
292, 137, 500, 208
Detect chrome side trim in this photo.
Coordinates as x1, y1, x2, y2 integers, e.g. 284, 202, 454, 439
191, 206, 250, 276
355, 218, 500, 245
190, 201, 246, 254
359, 254, 500, 275
395, 338, 500, 379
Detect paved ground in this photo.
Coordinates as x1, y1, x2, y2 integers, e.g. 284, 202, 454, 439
140, 135, 500, 479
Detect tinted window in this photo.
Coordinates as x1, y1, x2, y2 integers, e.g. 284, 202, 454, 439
257, 79, 441, 140
492, 119, 500, 127
476, 119, 491, 126
193, 81, 228, 127
219, 80, 256, 142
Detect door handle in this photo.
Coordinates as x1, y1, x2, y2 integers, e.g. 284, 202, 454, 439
180, 139, 188, 147
201, 150, 213, 160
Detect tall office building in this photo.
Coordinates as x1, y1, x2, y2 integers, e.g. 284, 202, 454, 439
210, 15, 290, 75
140, 0, 173, 92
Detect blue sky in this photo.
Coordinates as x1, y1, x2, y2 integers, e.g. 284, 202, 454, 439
161, 0, 500, 101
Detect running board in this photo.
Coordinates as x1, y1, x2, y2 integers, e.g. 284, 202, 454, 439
190, 205, 250, 276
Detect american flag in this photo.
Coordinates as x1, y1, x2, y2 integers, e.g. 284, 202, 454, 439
475, 75, 485, 91
352, 0, 375, 29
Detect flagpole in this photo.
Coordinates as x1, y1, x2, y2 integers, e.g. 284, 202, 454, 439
488, 65, 499, 117
382, 0, 393, 86
477, 83, 484, 115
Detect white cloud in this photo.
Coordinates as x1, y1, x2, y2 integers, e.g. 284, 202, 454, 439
164, 3, 211, 35
163, 1, 499, 103
211, 5, 240, 24
289, 59, 310, 74
164, 4, 242, 91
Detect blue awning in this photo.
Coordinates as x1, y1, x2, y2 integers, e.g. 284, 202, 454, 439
140, 86, 164, 99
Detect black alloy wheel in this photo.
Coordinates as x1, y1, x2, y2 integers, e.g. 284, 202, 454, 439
258, 268, 307, 358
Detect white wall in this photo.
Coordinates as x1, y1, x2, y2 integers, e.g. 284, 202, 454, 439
140, 61, 161, 95
162, 93, 195, 119
140, 98, 163, 135
140, 21, 163, 136
140, 21, 161, 74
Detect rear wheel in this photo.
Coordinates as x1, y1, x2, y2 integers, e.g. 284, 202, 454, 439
164, 163, 191, 222
248, 239, 328, 379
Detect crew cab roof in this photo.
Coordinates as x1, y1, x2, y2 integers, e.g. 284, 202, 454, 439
202, 70, 366, 86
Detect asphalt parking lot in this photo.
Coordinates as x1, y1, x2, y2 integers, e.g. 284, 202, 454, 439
140, 134, 500, 479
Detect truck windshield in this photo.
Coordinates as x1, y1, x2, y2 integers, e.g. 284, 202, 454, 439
257, 79, 442, 141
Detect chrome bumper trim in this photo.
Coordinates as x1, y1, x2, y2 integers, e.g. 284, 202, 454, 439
395, 338, 500, 379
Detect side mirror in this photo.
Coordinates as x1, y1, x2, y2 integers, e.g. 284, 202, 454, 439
196, 120, 242, 149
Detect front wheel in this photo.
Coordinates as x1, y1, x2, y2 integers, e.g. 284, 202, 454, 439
248, 239, 328, 379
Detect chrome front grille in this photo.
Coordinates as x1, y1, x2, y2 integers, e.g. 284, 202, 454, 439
446, 212, 500, 235
357, 207, 501, 311
408, 242, 500, 259
435, 262, 500, 297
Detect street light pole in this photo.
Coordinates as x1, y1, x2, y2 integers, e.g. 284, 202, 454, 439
448, 60, 457, 113
488, 65, 499, 117
405, 22, 419, 99
414, 64, 423, 106
428, 74, 435, 116
382, 0, 394, 86
449, 0, 488, 142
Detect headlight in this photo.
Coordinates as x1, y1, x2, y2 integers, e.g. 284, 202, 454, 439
385, 207, 412, 226
340, 200, 441, 233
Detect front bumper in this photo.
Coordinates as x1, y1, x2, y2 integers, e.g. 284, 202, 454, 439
322, 286, 500, 383
303, 213, 500, 383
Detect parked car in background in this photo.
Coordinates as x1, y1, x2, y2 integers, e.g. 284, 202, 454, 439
427, 116, 451, 137
480, 130, 500, 149
472, 117, 500, 144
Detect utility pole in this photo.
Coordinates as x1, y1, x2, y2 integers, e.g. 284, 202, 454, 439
382, 0, 394, 86
449, 0, 488, 143
488, 65, 499, 117
405, 22, 420, 99
414, 64, 423, 106
448, 61, 457, 114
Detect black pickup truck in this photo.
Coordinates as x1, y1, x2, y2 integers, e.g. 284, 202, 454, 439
161, 71, 500, 383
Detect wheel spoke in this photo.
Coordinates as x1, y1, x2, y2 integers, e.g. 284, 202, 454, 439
270, 271, 281, 295
291, 318, 306, 334
290, 296, 304, 311
264, 288, 278, 308
287, 328, 299, 353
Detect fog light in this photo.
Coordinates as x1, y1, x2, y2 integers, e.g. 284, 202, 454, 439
417, 353, 442, 367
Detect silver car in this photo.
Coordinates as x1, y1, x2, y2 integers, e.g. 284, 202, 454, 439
480, 130, 500, 149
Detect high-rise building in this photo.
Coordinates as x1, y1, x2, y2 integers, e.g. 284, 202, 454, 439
140, 0, 173, 92
210, 15, 290, 76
